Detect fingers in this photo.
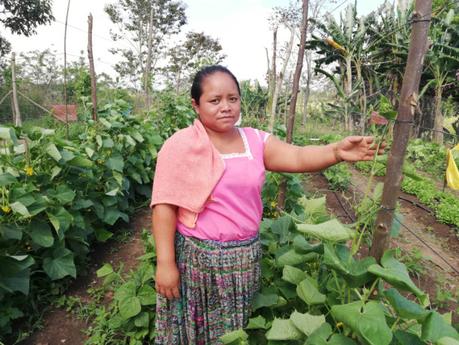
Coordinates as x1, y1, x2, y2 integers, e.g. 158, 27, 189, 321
156, 284, 180, 300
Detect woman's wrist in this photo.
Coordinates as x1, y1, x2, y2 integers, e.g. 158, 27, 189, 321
332, 142, 343, 163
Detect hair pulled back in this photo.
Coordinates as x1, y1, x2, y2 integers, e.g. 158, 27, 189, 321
191, 65, 241, 105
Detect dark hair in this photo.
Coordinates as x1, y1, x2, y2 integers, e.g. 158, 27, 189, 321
191, 65, 241, 105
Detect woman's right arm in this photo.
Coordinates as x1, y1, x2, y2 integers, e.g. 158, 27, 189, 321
152, 203, 180, 299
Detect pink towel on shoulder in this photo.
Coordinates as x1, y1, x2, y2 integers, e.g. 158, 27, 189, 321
150, 119, 225, 228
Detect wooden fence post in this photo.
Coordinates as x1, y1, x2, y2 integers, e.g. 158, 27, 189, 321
88, 13, 98, 121
11, 52, 22, 127
369, 0, 432, 261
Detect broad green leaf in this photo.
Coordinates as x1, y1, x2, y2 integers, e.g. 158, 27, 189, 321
384, 288, 429, 321
99, 118, 111, 129
305, 323, 357, 345
45, 143, 62, 161
437, 337, 459, 345
133, 311, 149, 328
50, 166, 62, 180
73, 199, 94, 210
85, 147, 95, 158
300, 196, 327, 217
10, 201, 31, 217
96, 135, 102, 148
266, 318, 303, 341
220, 329, 248, 344
282, 265, 307, 285
29, 221, 54, 248
296, 219, 354, 242
0, 173, 17, 186
276, 248, 318, 267
61, 149, 75, 162
368, 249, 428, 305
94, 228, 113, 242
246, 315, 267, 329
393, 330, 425, 345
103, 138, 114, 147
130, 131, 144, 143
119, 296, 141, 320
331, 301, 392, 345
0, 223, 23, 240
297, 276, 326, 305
137, 285, 156, 305
106, 188, 119, 196
103, 208, 128, 225
0, 126, 18, 144
96, 264, 113, 277
106, 154, 124, 172
114, 281, 136, 301
53, 185, 76, 204
323, 244, 376, 287
421, 311, 459, 343
0, 255, 34, 294
293, 235, 324, 254
47, 207, 73, 235
68, 156, 93, 168
252, 292, 279, 311
271, 216, 292, 244
290, 311, 325, 336
43, 248, 76, 280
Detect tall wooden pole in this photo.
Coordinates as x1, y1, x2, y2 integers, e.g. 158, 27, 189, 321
63, 0, 71, 138
277, 0, 309, 209
370, 0, 432, 261
144, 6, 154, 108
87, 13, 98, 121
11, 52, 22, 127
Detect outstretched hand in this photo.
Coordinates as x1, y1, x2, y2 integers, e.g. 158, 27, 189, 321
334, 136, 386, 162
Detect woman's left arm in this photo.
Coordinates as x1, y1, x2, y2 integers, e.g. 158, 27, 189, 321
264, 135, 384, 173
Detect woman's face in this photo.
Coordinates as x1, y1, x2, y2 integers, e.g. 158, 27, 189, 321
192, 72, 241, 133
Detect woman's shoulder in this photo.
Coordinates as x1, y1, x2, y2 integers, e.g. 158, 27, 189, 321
240, 127, 271, 143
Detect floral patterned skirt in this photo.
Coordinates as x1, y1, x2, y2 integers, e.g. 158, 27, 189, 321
154, 232, 262, 345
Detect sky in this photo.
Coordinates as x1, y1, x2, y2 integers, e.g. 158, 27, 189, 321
4, 0, 388, 84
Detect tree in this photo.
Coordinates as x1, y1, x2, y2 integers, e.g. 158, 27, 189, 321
105, 0, 187, 94
165, 31, 225, 93
0, 0, 54, 61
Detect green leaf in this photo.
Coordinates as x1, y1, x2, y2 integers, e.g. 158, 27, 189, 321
133, 311, 149, 328
137, 285, 156, 305
73, 199, 93, 210
282, 265, 307, 285
290, 311, 325, 336
421, 311, 459, 343
437, 337, 459, 345
0, 126, 18, 144
276, 248, 319, 267
300, 196, 327, 217
94, 228, 113, 242
0, 255, 34, 294
106, 154, 125, 172
47, 207, 73, 235
246, 315, 267, 329
0, 223, 23, 240
29, 221, 54, 248
271, 216, 292, 244
53, 185, 76, 204
368, 249, 428, 305
85, 147, 95, 158
293, 235, 324, 254
297, 276, 326, 305
68, 156, 93, 168
252, 292, 279, 311
119, 296, 141, 320
45, 143, 62, 161
96, 263, 113, 278
103, 208, 128, 225
114, 281, 136, 301
383, 288, 429, 321
266, 318, 303, 341
50, 166, 62, 180
305, 323, 357, 345
323, 244, 376, 287
43, 248, 76, 280
0, 173, 17, 186
220, 329, 248, 344
393, 330, 425, 345
331, 301, 392, 345
296, 219, 354, 242
10, 201, 31, 217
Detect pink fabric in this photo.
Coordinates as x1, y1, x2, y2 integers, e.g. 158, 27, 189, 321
150, 119, 225, 228
177, 128, 270, 241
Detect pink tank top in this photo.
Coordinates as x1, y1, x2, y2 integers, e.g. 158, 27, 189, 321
177, 127, 270, 242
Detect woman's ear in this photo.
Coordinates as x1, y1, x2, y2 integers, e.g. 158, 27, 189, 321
191, 99, 199, 114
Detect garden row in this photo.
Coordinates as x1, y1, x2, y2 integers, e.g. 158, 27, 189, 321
0, 109, 163, 340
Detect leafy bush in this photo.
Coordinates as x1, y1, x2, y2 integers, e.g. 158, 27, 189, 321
0, 111, 162, 340
406, 139, 447, 177
323, 163, 351, 191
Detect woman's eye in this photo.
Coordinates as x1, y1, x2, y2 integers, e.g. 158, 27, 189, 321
230, 97, 239, 102
210, 99, 219, 104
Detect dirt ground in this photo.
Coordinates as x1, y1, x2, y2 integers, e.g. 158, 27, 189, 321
18, 209, 151, 345
16, 167, 459, 344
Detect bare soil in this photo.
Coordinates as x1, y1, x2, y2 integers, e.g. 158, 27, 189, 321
18, 209, 151, 345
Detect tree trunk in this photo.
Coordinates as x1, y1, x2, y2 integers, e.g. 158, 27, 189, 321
432, 82, 444, 144
278, 0, 309, 210
269, 27, 295, 132
144, 6, 154, 108
369, 0, 432, 262
266, 28, 278, 118
87, 14, 98, 121
11, 52, 22, 127
344, 55, 353, 132
356, 61, 366, 134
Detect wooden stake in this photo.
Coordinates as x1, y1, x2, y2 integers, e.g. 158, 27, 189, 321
87, 13, 98, 121
63, 0, 71, 137
11, 52, 22, 127
369, 0, 432, 261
